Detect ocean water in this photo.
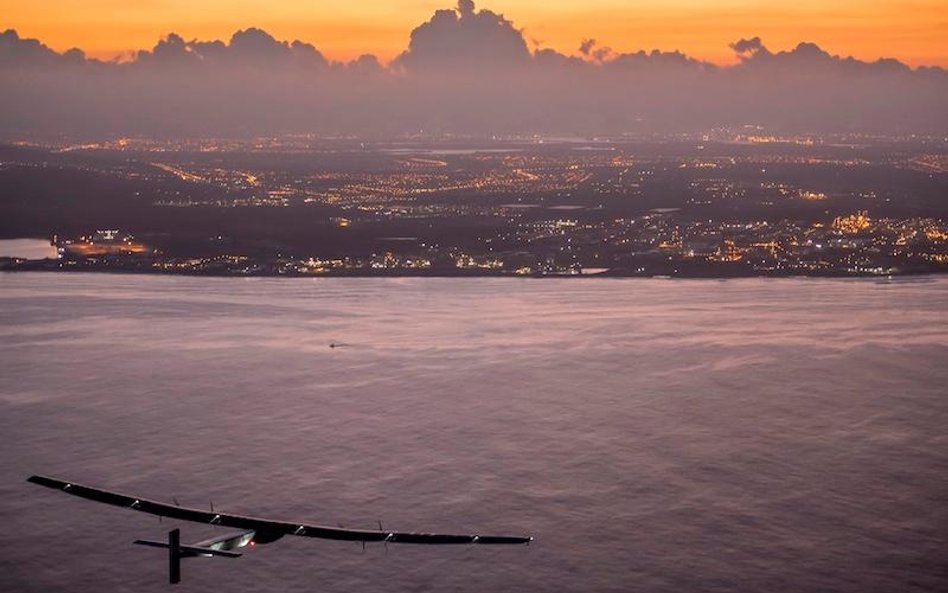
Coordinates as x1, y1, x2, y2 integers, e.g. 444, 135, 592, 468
0, 239, 57, 260
1, 273, 946, 593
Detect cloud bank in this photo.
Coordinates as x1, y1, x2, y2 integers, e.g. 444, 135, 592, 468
1, 1, 946, 138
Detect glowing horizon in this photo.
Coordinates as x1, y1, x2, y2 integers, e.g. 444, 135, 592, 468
4, 0, 947, 67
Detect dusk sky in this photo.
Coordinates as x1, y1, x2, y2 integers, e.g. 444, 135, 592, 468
2, 0, 946, 138
5, 0, 947, 66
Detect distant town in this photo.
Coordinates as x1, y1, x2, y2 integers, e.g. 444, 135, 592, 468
2, 132, 946, 278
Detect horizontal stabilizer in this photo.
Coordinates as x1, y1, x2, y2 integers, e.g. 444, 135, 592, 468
133, 539, 242, 558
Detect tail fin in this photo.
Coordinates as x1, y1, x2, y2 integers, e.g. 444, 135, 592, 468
133, 528, 242, 584
169, 528, 181, 585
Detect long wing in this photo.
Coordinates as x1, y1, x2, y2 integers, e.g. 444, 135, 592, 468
27, 475, 532, 545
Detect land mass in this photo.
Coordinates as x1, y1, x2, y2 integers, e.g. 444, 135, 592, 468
1, 134, 946, 278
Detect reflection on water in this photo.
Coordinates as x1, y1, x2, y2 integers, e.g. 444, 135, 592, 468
0, 239, 57, 260
1, 273, 946, 592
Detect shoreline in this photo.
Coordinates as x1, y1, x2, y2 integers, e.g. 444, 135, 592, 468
2, 260, 944, 280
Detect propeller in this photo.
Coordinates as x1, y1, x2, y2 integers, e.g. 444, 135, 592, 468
378, 521, 388, 553
159, 496, 181, 524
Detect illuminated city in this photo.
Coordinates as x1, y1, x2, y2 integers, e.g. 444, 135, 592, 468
2, 134, 946, 277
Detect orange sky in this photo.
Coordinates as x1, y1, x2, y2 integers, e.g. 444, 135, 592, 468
2, 0, 946, 66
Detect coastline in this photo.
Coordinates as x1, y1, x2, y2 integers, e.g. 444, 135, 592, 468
2, 258, 945, 280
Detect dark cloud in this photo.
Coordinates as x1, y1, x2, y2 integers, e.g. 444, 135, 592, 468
579, 38, 596, 56
730, 37, 767, 58
0, 29, 75, 68
134, 29, 328, 70
577, 38, 614, 63
395, 1, 530, 72
0, 2, 945, 138
136, 33, 193, 65
607, 49, 707, 71
229, 28, 286, 59
730, 37, 916, 78
348, 54, 383, 74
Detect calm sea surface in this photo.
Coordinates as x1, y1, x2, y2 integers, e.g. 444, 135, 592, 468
1, 273, 946, 593
0, 239, 57, 260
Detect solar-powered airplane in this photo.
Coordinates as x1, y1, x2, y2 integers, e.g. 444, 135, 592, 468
27, 475, 532, 584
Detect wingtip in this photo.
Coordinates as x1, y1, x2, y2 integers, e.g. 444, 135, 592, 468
27, 475, 65, 489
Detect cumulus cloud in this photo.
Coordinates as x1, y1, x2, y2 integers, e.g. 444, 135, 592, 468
577, 38, 614, 63
0, 29, 79, 67
730, 36, 767, 58
395, 1, 530, 72
134, 28, 328, 70
0, 1, 945, 138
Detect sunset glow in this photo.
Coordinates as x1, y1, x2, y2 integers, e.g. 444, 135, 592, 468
5, 0, 947, 66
